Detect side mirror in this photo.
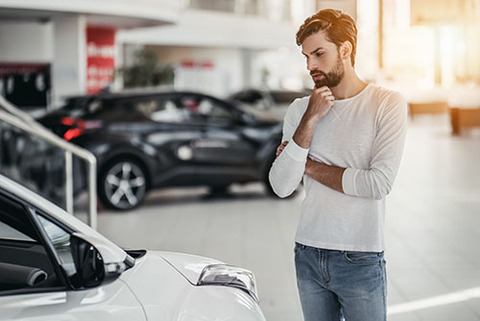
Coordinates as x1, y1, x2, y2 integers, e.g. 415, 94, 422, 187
69, 235, 105, 289
239, 112, 255, 125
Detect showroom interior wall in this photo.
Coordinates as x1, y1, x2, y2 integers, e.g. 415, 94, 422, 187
0, 0, 181, 110
0, 21, 54, 111
52, 16, 87, 107
0, 21, 52, 62
116, 2, 322, 97
0, 0, 358, 105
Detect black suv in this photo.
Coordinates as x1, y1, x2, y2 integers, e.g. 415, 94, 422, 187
38, 90, 283, 210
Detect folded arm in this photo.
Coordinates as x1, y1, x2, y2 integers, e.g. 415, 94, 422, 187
269, 86, 334, 198
306, 94, 407, 199
269, 91, 407, 200
341, 97, 407, 199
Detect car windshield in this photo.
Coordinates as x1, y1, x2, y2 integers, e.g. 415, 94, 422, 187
62, 97, 96, 111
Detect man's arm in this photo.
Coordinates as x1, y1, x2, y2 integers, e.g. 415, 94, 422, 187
292, 86, 334, 149
304, 159, 345, 193
268, 87, 334, 198
274, 142, 345, 193
304, 93, 408, 200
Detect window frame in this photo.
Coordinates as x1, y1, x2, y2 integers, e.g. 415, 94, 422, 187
0, 190, 74, 296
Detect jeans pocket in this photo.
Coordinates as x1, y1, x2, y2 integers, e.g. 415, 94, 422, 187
294, 243, 306, 260
343, 251, 383, 265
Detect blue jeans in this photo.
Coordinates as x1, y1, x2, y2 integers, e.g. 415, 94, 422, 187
294, 243, 387, 321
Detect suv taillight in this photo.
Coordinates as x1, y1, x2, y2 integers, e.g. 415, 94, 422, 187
61, 117, 102, 141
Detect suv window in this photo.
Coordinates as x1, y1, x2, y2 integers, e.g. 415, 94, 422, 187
136, 98, 186, 123
137, 95, 234, 126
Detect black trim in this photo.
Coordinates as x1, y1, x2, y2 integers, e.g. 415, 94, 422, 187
0, 189, 70, 294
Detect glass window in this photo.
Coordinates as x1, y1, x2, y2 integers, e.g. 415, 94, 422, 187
36, 215, 74, 270
137, 98, 188, 123
0, 195, 62, 291
137, 95, 233, 125
0, 221, 34, 242
182, 95, 233, 124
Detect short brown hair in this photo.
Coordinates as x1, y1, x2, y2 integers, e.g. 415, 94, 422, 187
296, 9, 358, 67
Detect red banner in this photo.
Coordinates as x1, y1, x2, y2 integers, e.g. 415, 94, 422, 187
86, 26, 116, 94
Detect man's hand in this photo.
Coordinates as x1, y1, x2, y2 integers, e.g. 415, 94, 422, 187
304, 86, 335, 122
292, 86, 334, 150
276, 141, 289, 158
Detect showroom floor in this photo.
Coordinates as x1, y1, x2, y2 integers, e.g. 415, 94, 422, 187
93, 115, 480, 321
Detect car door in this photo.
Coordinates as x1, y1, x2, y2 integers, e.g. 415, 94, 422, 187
0, 192, 145, 321
181, 93, 256, 167
134, 95, 205, 169
137, 93, 256, 176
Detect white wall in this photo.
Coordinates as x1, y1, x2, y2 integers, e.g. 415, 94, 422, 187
145, 46, 245, 97
52, 15, 87, 105
0, 21, 53, 62
251, 47, 310, 90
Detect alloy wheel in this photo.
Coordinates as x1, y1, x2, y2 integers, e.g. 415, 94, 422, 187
102, 160, 146, 210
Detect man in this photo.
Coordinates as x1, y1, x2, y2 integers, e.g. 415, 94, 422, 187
269, 9, 407, 321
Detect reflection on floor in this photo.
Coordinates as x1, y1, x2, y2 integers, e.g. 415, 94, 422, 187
96, 115, 480, 321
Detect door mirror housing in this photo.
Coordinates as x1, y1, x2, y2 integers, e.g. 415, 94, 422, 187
239, 111, 255, 125
69, 234, 105, 289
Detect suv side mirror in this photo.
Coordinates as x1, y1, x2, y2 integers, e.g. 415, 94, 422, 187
69, 235, 105, 289
239, 112, 255, 125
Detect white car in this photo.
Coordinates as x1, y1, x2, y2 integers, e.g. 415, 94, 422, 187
0, 174, 265, 321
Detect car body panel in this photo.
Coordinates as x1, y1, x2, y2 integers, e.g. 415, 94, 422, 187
120, 252, 265, 321
0, 279, 145, 321
0, 174, 266, 321
154, 251, 222, 284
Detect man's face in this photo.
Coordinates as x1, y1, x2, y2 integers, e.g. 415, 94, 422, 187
301, 30, 345, 88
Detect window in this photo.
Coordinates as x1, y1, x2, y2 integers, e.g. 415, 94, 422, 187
36, 215, 76, 278
137, 95, 234, 125
179, 95, 233, 125
136, 98, 187, 123
0, 195, 62, 292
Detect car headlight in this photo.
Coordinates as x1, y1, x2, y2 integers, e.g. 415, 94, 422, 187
197, 264, 259, 302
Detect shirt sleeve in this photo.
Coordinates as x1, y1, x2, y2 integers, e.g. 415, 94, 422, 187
342, 92, 408, 200
268, 99, 309, 198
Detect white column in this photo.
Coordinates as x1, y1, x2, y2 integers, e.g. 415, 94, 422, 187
241, 49, 254, 89
52, 15, 87, 107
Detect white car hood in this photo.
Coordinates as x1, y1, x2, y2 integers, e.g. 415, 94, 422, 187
120, 251, 264, 321
118, 251, 224, 320
153, 251, 224, 284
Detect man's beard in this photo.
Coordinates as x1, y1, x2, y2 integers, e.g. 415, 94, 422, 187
311, 53, 345, 88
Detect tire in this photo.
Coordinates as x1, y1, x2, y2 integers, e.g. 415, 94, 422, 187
209, 185, 230, 195
98, 159, 147, 211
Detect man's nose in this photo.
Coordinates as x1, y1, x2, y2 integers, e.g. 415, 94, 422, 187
306, 59, 318, 72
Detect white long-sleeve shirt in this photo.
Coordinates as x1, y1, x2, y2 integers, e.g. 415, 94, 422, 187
269, 83, 407, 252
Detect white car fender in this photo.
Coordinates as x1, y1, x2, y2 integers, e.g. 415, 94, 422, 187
120, 251, 265, 321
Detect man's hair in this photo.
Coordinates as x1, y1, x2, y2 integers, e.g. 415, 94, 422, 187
296, 9, 358, 67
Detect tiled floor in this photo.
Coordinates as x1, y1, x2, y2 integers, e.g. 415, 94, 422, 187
94, 115, 480, 321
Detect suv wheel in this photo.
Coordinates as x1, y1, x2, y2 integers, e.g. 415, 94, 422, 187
99, 159, 147, 211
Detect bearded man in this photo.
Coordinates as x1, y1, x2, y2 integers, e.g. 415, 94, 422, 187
269, 8, 407, 321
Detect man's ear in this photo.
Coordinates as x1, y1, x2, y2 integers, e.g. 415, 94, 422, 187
340, 41, 353, 62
